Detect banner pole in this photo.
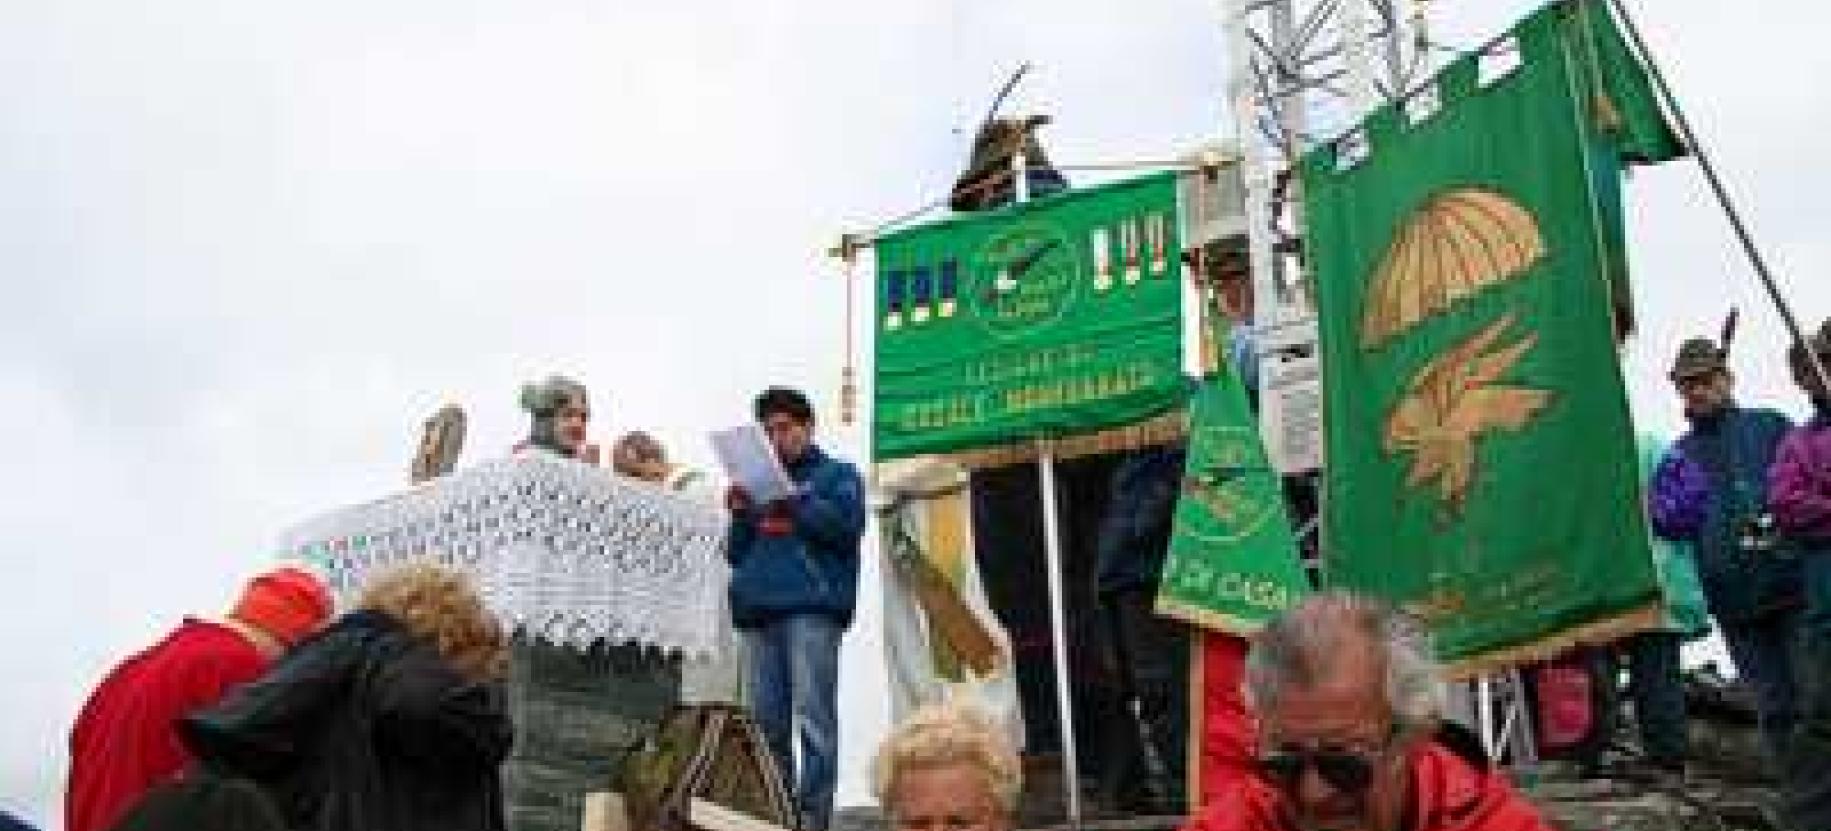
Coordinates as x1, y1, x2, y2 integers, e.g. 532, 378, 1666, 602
1037, 439, 1084, 829
1602, 0, 1831, 388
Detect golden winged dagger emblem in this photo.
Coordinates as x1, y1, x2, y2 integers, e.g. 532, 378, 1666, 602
1383, 313, 1551, 512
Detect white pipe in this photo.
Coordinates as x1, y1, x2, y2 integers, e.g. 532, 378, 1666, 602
1037, 442, 1083, 828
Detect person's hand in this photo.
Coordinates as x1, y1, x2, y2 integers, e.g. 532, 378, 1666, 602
759, 502, 794, 536
579, 442, 603, 466
726, 485, 753, 513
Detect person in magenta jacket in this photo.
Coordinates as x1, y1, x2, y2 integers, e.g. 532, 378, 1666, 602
1768, 321, 1831, 831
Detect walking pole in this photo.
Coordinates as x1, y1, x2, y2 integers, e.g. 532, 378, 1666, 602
1603, 0, 1831, 389
1036, 438, 1084, 829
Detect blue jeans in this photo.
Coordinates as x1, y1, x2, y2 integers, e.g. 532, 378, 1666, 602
1624, 632, 1688, 767
1721, 610, 1804, 769
744, 614, 843, 831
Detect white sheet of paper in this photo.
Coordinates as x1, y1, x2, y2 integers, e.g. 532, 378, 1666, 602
710, 423, 796, 504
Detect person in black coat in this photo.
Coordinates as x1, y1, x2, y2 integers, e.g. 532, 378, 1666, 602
181, 564, 513, 831
107, 776, 285, 831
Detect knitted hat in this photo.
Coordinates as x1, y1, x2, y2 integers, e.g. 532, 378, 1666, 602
1668, 337, 1727, 382
231, 567, 333, 647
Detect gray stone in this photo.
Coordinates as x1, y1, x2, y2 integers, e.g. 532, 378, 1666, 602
504, 637, 680, 831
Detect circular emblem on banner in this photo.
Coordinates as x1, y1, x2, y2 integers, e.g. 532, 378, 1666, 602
1183, 424, 1280, 545
967, 221, 1082, 338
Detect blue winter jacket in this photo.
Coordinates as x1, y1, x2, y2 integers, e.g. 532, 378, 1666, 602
727, 445, 867, 629
1649, 404, 1799, 623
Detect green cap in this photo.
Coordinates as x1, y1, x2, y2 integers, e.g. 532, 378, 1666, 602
1669, 337, 1727, 382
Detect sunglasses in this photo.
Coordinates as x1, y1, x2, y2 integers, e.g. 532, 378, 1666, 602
1256, 748, 1381, 793
1256, 727, 1398, 794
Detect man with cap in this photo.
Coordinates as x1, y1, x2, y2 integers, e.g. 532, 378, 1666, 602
1767, 319, 1831, 830
65, 566, 332, 831
1649, 335, 1801, 771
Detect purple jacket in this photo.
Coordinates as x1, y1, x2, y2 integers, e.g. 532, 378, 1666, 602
1771, 416, 1831, 544
1647, 405, 1797, 622
1649, 451, 1712, 541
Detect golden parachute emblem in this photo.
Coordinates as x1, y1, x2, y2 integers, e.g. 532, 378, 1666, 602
1361, 188, 1545, 348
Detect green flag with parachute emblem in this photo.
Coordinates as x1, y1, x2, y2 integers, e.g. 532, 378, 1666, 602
1302, 0, 1676, 672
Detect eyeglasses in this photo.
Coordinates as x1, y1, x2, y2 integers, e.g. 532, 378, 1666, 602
1255, 729, 1397, 794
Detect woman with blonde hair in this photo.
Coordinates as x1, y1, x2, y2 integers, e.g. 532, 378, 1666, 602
873, 702, 1021, 831
182, 563, 512, 831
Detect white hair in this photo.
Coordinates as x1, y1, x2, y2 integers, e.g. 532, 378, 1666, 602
872, 701, 1022, 814
1244, 591, 1443, 736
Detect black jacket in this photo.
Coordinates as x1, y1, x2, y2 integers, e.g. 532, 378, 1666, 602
180, 610, 512, 831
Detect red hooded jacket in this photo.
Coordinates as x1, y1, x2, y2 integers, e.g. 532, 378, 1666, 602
1182, 727, 1552, 831
66, 620, 271, 831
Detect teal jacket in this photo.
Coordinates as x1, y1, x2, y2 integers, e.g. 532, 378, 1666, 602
1639, 433, 1710, 639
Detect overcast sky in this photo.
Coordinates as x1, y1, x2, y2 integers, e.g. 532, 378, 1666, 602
4, 1, 1829, 827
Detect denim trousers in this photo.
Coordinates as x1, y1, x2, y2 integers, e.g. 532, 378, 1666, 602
743, 614, 844, 831
1720, 609, 1804, 770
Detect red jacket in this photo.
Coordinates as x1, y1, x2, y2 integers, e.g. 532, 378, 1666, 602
66, 619, 271, 831
1182, 730, 1552, 831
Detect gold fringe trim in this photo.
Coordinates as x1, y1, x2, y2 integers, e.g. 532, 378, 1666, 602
1439, 601, 1667, 681
933, 411, 1189, 471
1155, 600, 1273, 638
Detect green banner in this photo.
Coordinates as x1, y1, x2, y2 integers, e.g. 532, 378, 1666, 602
872, 173, 1186, 461
1303, 1, 1670, 670
1157, 374, 1310, 635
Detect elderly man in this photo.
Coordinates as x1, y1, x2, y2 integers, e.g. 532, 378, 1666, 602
1650, 336, 1800, 767
1182, 592, 1551, 831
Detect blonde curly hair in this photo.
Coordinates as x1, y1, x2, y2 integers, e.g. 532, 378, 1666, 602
355, 563, 508, 681
872, 701, 1021, 816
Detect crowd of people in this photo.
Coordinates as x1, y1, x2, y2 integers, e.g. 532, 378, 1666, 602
1642, 323, 1831, 830
59, 381, 869, 831
50, 321, 1831, 831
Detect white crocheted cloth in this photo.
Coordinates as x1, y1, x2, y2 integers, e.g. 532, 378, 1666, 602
279, 455, 729, 656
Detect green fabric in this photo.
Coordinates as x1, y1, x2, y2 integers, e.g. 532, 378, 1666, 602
1639, 433, 1712, 639
1157, 373, 1311, 634
1303, 2, 1666, 666
1573, 0, 1684, 165
1570, 0, 1686, 335
872, 173, 1186, 461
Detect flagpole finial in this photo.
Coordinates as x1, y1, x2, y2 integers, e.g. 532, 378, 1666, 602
830, 233, 864, 265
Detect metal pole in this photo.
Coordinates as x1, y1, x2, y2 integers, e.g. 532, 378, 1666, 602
1037, 440, 1084, 828
1509, 668, 1539, 766
1603, 0, 1831, 390
1222, 0, 1283, 349
1476, 675, 1497, 757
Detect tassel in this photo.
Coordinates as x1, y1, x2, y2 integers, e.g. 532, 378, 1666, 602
835, 234, 863, 425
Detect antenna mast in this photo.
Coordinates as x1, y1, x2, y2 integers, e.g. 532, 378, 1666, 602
1219, 0, 1431, 475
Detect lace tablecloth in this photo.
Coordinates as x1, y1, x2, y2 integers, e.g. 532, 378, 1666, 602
279, 455, 729, 655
